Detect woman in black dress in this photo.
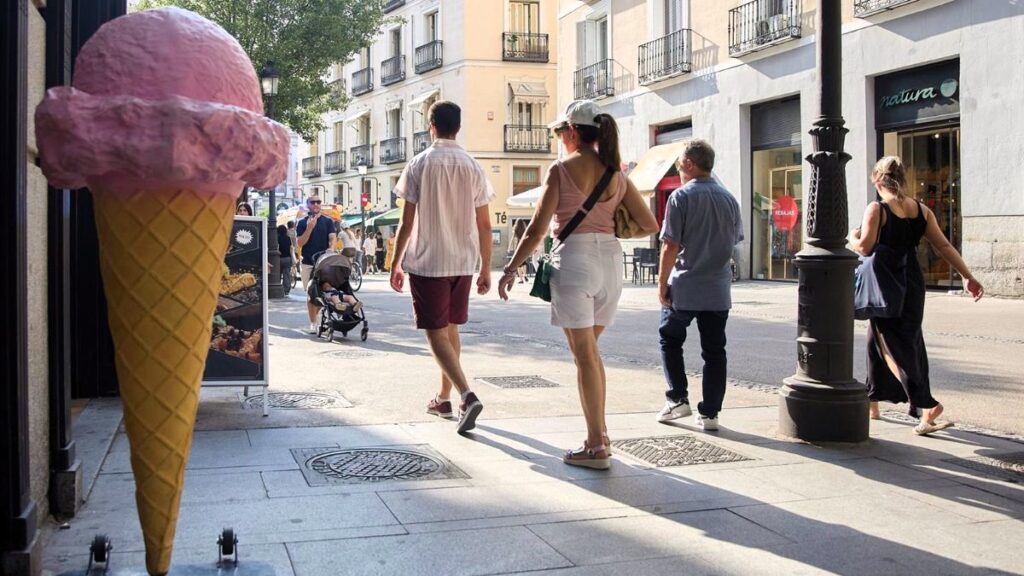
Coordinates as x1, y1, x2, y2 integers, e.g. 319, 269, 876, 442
849, 156, 984, 435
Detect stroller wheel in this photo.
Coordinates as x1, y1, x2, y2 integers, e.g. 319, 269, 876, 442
327, 327, 335, 342
361, 326, 369, 341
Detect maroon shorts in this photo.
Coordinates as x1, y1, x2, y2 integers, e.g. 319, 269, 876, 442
409, 274, 472, 330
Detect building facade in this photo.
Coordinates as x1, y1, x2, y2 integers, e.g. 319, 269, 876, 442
299, 0, 559, 265
558, 0, 1024, 296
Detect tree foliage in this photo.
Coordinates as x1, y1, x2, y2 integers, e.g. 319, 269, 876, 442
133, 0, 386, 140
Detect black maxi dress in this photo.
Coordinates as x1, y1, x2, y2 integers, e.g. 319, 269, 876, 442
865, 201, 938, 409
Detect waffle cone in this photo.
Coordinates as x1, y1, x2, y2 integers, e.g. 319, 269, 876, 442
93, 187, 236, 575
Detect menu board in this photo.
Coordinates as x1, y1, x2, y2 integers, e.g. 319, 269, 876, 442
203, 216, 269, 393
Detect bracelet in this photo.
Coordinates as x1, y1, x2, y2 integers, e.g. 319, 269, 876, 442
503, 263, 517, 276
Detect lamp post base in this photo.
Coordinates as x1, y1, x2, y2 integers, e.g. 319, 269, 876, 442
779, 378, 869, 443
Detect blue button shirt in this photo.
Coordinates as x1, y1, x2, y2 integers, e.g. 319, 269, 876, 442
659, 177, 744, 311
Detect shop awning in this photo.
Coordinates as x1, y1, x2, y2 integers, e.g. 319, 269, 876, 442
385, 99, 403, 111
506, 185, 543, 207
346, 108, 370, 123
365, 207, 402, 228
509, 81, 549, 105
409, 89, 439, 109
341, 214, 363, 227
627, 141, 687, 194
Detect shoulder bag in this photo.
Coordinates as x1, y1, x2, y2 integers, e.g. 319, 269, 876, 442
853, 202, 908, 320
530, 167, 615, 302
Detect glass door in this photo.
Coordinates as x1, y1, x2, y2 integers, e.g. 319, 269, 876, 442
883, 125, 962, 289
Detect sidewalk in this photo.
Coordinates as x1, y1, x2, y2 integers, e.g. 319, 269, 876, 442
40, 283, 1024, 575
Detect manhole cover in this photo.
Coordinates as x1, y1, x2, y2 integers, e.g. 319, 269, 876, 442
944, 453, 1024, 482
612, 435, 751, 467
476, 375, 559, 389
292, 445, 468, 485
320, 349, 378, 360
239, 392, 352, 410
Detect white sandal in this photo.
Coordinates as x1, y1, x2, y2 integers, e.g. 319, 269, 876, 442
914, 421, 953, 436
563, 443, 611, 470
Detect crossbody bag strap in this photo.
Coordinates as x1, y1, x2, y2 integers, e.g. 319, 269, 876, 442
555, 167, 615, 244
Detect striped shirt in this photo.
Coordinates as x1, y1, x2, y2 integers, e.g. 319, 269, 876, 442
395, 139, 496, 277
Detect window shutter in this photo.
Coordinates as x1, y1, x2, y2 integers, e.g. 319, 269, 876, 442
751, 98, 802, 149
576, 20, 588, 68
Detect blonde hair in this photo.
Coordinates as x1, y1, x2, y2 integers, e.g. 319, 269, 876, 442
871, 156, 907, 199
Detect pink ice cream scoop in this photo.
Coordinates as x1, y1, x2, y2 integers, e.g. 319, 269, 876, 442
35, 6, 288, 193
33, 8, 289, 575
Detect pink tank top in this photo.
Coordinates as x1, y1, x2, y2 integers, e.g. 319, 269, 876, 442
552, 161, 626, 237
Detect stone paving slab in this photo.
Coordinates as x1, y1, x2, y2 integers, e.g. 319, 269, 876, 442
285, 526, 573, 576
85, 471, 267, 509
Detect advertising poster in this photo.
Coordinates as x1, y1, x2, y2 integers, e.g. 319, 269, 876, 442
203, 216, 270, 414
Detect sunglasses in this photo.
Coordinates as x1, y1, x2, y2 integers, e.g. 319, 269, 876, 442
308, 200, 322, 205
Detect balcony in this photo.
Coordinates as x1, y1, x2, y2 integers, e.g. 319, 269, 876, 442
504, 125, 550, 153
415, 40, 444, 74
383, 0, 404, 13
573, 60, 614, 100
639, 28, 692, 85
351, 67, 373, 96
502, 32, 549, 63
301, 156, 321, 178
728, 0, 801, 57
349, 144, 373, 169
324, 151, 346, 174
413, 130, 432, 155
381, 55, 406, 86
854, 0, 922, 16
380, 137, 407, 165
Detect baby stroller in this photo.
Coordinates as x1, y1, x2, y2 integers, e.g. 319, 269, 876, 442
308, 250, 369, 342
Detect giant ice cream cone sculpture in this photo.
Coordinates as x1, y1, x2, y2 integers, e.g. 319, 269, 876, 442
35, 8, 287, 574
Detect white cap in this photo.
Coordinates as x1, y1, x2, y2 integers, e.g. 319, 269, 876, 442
547, 99, 600, 130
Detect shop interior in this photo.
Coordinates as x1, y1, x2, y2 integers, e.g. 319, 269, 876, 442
751, 144, 803, 281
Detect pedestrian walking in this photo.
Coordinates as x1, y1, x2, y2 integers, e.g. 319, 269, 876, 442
656, 139, 744, 432
363, 231, 377, 273
375, 232, 386, 273
507, 220, 528, 283
287, 220, 298, 285
277, 224, 295, 294
499, 100, 658, 469
296, 196, 336, 333
849, 156, 984, 435
390, 101, 495, 434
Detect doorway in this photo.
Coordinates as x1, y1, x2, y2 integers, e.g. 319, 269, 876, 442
881, 124, 962, 289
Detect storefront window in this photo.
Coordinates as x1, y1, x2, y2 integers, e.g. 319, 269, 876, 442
751, 145, 802, 280
882, 126, 962, 289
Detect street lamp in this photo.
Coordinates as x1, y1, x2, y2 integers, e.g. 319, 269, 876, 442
261, 61, 285, 299
777, 1, 868, 442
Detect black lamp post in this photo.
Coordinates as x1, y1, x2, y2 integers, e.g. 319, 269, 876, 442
261, 61, 285, 299
778, 1, 869, 442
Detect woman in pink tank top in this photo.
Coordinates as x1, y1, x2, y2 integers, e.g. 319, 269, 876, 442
499, 100, 659, 469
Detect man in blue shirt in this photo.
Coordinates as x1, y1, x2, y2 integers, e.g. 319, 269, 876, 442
656, 139, 744, 431
296, 196, 336, 333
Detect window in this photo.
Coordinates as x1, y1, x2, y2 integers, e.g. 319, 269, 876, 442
512, 166, 540, 195
514, 103, 535, 126
576, 15, 609, 67
356, 116, 371, 146
309, 137, 319, 157
425, 11, 438, 41
359, 47, 370, 68
333, 121, 343, 151
387, 106, 402, 138
510, 1, 540, 33
390, 27, 402, 57
665, 0, 685, 34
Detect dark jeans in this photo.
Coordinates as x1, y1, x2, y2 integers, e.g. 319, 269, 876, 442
659, 308, 729, 417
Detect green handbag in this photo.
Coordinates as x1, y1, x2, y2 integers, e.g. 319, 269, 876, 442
529, 246, 553, 302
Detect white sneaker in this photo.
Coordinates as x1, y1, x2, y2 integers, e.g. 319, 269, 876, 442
657, 400, 692, 422
309, 322, 319, 334
695, 412, 719, 431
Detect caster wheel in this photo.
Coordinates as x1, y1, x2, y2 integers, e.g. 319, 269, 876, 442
218, 527, 238, 565
87, 534, 112, 572
327, 328, 335, 342
361, 327, 369, 342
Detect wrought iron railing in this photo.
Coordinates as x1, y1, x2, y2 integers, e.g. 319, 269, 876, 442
380, 137, 407, 165
349, 144, 373, 169
381, 55, 406, 86
639, 28, 692, 85
383, 0, 405, 13
854, 0, 919, 16
415, 40, 444, 74
324, 151, 346, 174
351, 67, 373, 96
503, 32, 549, 62
504, 125, 550, 153
573, 60, 614, 100
301, 156, 321, 178
413, 131, 432, 154
728, 0, 802, 57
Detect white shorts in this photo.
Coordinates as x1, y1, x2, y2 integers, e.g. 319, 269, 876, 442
300, 264, 314, 294
550, 233, 623, 329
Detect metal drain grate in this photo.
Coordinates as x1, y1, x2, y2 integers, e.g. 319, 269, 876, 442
944, 453, 1024, 482
320, 349, 379, 360
476, 375, 559, 389
240, 392, 353, 410
292, 445, 469, 485
612, 435, 751, 467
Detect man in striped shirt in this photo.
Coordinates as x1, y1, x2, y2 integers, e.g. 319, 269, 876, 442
391, 101, 496, 434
